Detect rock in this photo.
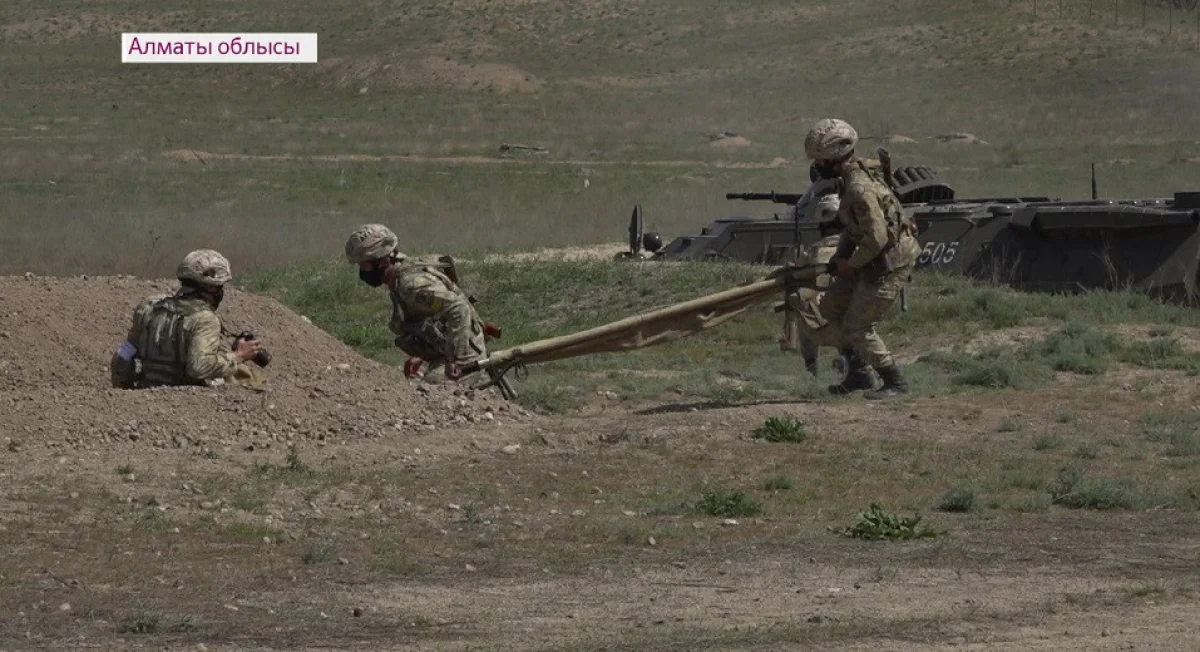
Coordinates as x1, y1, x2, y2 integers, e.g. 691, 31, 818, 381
501, 444, 521, 455
722, 519, 738, 526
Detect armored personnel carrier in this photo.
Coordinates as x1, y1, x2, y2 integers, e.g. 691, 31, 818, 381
624, 164, 1200, 305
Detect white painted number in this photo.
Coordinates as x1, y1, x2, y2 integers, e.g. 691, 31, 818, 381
918, 240, 959, 265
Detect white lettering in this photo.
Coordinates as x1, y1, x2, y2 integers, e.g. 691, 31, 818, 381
122, 32, 319, 63
918, 240, 961, 266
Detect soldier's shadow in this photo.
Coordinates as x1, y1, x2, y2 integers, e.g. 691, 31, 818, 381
634, 397, 824, 416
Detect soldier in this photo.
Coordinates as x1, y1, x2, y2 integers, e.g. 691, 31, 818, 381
792, 118, 921, 399
110, 249, 266, 390
778, 193, 864, 381
344, 224, 489, 381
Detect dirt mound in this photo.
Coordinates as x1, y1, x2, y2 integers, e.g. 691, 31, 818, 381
0, 275, 533, 453
936, 132, 989, 145
707, 132, 752, 149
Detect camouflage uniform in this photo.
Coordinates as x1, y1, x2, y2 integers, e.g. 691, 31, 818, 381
796, 118, 920, 398
110, 249, 263, 390
387, 260, 488, 370
345, 224, 489, 381
808, 161, 919, 365
779, 192, 844, 376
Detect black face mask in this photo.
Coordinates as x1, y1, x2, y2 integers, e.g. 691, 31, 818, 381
815, 162, 840, 179
210, 285, 225, 308
359, 267, 385, 287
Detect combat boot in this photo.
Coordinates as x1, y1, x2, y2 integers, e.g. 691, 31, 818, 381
828, 348, 877, 395
864, 364, 909, 400
800, 340, 820, 377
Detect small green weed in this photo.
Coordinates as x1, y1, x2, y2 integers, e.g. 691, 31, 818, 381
937, 485, 977, 512
839, 503, 940, 540
763, 475, 794, 492
1140, 410, 1200, 456
1049, 464, 1145, 510
1032, 434, 1062, 451
117, 612, 195, 634
254, 445, 315, 479
461, 502, 483, 524
694, 489, 763, 518
300, 542, 336, 565
997, 417, 1024, 433
751, 416, 808, 443
1025, 322, 1121, 374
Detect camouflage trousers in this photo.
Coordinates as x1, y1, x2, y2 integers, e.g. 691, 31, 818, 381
780, 287, 823, 362
394, 318, 488, 378
791, 265, 911, 369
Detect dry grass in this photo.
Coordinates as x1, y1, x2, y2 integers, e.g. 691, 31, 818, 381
2, 0, 1200, 275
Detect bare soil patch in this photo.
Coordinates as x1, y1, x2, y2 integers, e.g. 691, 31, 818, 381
0, 275, 531, 456
0, 11, 192, 42
318, 55, 543, 93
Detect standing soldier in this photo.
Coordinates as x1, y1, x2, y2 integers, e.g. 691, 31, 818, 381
778, 193, 857, 380
110, 249, 267, 390
793, 118, 921, 399
344, 224, 492, 382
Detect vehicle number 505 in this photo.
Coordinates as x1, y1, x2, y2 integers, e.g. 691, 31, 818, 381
918, 241, 958, 265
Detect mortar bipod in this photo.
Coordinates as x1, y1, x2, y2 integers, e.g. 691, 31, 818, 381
478, 355, 528, 401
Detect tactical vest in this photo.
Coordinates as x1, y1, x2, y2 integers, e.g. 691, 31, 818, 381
129, 295, 213, 387
851, 160, 913, 254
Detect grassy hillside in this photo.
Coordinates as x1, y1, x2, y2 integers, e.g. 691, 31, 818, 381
241, 258, 1200, 412
3, 0, 1199, 275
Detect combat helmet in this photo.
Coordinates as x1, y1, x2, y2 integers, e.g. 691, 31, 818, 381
804, 118, 858, 161
176, 249, 232, 286
345, 224, 401, 264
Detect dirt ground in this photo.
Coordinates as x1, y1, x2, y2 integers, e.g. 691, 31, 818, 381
1, 275, 1198, 651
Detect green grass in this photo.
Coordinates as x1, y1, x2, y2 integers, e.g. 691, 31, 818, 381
239, 256, 1200, 411
751, 416, 809, 443
839, 503, 940, 541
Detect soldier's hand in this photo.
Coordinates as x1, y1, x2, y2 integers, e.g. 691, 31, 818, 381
444, 362, 463, 381
234, 337, 263, 363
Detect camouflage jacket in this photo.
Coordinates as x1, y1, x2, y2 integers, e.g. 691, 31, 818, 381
836, 158, 920, 272
111, 290, 241, 388
386, 260, 482, 364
